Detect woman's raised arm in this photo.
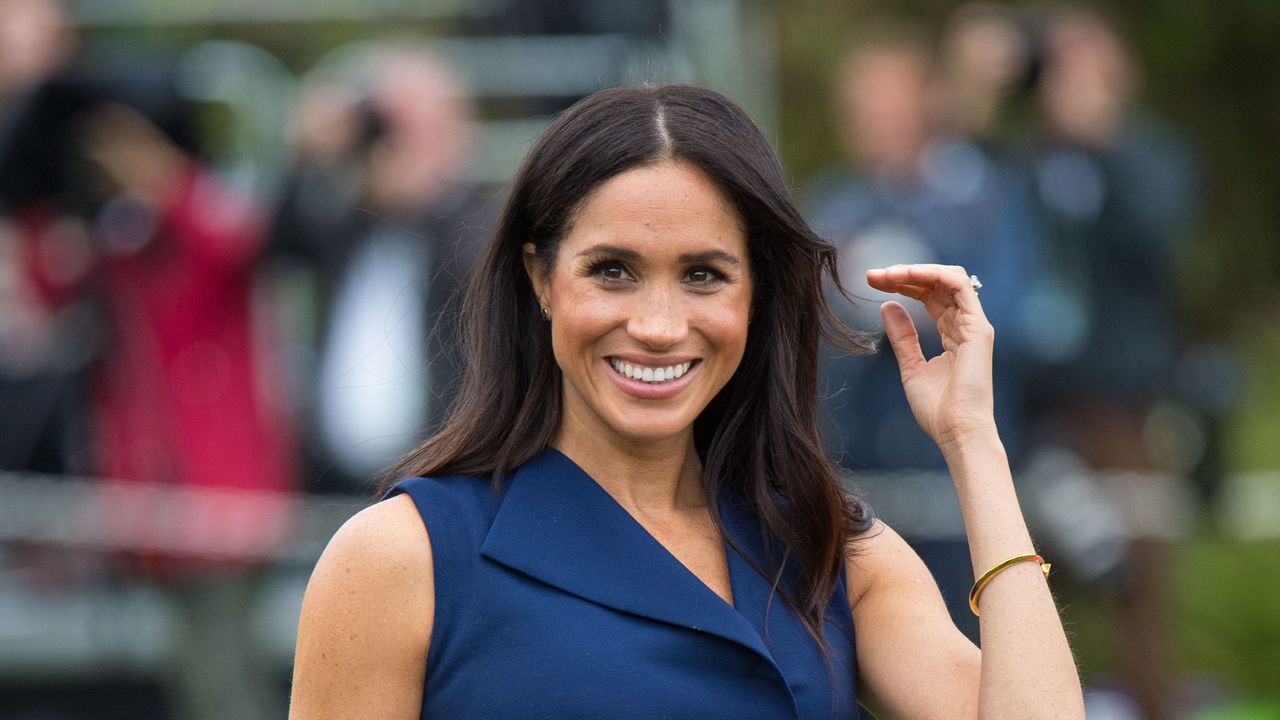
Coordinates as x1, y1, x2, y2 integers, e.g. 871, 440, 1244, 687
848, 263, 1084, 720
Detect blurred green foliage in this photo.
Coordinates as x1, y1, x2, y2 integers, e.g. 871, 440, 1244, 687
1045, 533, 1280, 703
1177, 535, 1280, 701
1193, 704, 1280, 720
1224, 322, 1280, 471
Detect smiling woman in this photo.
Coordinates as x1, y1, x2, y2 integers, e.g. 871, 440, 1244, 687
525, 162, 753, 447
288, 85, 1084, 720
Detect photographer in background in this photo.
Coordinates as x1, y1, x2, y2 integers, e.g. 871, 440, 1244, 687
0, 59, 296, 720
269, 42, 494, 494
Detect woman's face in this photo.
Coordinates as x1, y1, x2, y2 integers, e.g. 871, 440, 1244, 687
526, 161, 752, 446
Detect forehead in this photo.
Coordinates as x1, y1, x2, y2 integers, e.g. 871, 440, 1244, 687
561, 161, 747, 259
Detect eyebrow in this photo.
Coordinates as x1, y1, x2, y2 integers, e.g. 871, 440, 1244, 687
576, 244, 741, 265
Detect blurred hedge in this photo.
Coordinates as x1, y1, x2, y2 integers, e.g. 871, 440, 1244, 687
1177, 535, 1280, 700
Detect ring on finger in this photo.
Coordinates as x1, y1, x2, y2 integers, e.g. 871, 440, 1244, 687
969, 274, 983, 293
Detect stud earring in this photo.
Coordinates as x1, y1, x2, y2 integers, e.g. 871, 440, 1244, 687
540, 306, 550, 321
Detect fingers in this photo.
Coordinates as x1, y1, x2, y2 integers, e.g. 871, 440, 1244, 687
866, 264, 984, 317
879, 301, 926, 376
880, 282, 932, 303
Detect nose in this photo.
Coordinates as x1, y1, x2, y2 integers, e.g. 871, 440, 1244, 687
625, 286, 688, 350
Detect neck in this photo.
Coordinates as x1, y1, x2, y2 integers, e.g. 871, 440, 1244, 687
551, 413, 705, 517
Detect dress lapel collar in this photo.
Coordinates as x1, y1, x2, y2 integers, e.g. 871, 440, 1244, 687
719, 492, 795, 647
479, 448, 780, 667
721, 494, 856, 714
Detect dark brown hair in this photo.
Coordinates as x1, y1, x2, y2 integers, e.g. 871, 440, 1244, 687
383, 84, 875, 644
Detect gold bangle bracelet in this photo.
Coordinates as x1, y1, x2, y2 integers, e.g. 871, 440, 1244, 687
968, 553, 1051, 616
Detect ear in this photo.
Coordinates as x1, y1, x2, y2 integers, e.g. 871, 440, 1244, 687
522, 242, 549, 309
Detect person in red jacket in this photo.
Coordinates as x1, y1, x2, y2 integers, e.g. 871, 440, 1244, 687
16, 96, 298, 567
6, 73, 296, 719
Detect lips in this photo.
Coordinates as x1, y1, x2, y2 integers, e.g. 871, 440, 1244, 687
608, 357, 693, 383
603, 356, 701, 399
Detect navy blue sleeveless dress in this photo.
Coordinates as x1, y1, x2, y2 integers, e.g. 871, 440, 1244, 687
385, 448, 859, 719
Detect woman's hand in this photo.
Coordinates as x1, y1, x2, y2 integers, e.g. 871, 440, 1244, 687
866, 264, 996, 453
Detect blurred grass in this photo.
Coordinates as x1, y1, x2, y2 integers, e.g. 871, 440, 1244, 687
1194, 704, 1280, 720
1176, 534, 1280, 700
1056, 532, 1280, 704
1224, 323, 1280, 472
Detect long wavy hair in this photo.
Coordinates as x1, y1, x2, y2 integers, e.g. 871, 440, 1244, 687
384, 84, 876, 645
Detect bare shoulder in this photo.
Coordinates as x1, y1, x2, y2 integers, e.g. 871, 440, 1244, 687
312, 493, 434, 606
289, 494, 434, 720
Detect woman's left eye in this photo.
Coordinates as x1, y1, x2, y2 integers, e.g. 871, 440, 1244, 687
685, 267, 725, 286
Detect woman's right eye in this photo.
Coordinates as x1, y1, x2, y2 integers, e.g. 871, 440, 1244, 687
590, 260, 633, 282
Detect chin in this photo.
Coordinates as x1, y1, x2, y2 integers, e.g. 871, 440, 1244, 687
605, 411, 698, 445
588, 397, 701, 443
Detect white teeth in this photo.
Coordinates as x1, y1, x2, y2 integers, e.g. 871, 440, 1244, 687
609, 359, 693, 384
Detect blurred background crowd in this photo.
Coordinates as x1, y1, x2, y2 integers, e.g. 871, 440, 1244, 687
0, 1, 1277, 719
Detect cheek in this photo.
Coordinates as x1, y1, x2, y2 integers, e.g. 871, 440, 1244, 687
699, 292, 752, 362
548, 279, 620, 360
